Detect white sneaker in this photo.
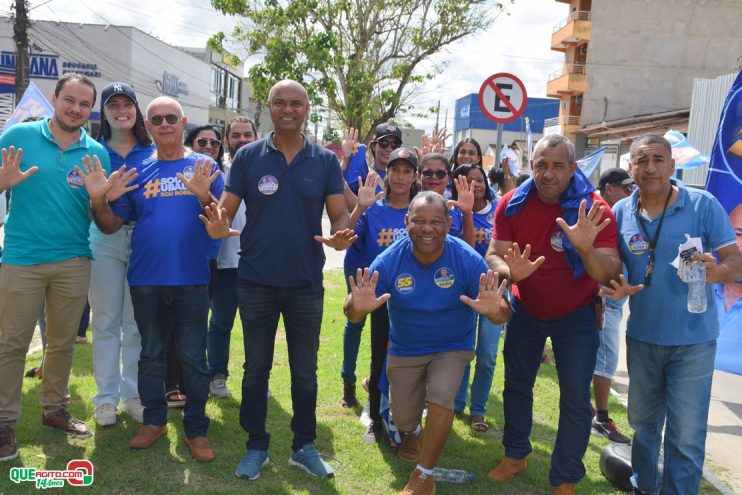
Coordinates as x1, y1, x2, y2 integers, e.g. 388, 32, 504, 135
95, 403, 117, 426
209, 374, 231, 398
122, 398, 144, 423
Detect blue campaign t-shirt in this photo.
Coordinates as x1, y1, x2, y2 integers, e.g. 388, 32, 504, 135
472, 200, 498, 257
111, 152, 224, 286
226, 134, 345, 288
449, 206, 464, 239
0, 119, 110, 265
614, 180, 736, 346
371, 235, 487, 356
355, 200, 409, 268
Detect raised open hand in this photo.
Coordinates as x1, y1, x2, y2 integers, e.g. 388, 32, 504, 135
177, 158, 219, 203
504, 242, 546, 283
555, 199, 610, 254
199, 202, 240, 239
357, 171, 383, 208
599, 274, 644, 300
448, 174, 474, 213
315, 228, 358, 251
459, 270, 509, 320
0, 146, 37, 190
105, 165, 139, 202
342, 128, 360, 159
77, 154, 113, 201
349, 268, 391, 315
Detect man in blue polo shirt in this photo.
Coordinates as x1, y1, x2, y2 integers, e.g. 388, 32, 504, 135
0, 74, 110, 461
345, 191, 511, 495
200, 79, 355, 480
86, 96, 222, 463
608, 134, 742, 495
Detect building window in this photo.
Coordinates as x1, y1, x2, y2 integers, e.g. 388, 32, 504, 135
211, 66, 224, 107
226, 73, 240, 112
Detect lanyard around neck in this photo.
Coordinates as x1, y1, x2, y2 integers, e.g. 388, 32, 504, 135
635, 186, 673, 286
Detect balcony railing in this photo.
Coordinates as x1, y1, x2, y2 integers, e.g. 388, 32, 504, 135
552, 10, 591, 33
547, 63, 586, 82
544, 115, 581, 128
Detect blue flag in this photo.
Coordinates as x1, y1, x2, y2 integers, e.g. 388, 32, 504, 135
706, 69, 742, 376
664, 129, 710, 169
2, 82, 53, 131
577, 146, 607, 178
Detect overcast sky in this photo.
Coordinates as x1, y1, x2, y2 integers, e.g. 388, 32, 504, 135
24, 0, 568, 130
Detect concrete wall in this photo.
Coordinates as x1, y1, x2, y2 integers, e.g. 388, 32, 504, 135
581, 0, 742, 126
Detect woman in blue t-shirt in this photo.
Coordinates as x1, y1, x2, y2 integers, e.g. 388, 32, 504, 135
89, 82, 154, 426
450, 163, 503, 433
350, 148, 419, 442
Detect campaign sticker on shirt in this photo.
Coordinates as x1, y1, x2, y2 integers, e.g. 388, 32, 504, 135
395, 273, 415, 294
66, 168, 84, 189
628, 233, 649, 254
181, 165, 195, 180
487, 211, 495, 224
434, 267, 455, 289
550, 231, 565, 252
258, 175, 279, 195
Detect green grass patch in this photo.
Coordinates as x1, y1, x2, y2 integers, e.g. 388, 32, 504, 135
0, 270, 723, 494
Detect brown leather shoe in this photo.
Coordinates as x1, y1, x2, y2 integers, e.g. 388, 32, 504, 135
129, 424, 167, 449
397, 432, 421, 462
185, 436, 214, 462
340, 383, 357, 408
552, 482, 576, 494
400, 469, 435, 495
488, 456, 527, 481
42, 410, 92, 438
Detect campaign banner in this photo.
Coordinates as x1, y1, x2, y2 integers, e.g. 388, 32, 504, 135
577, 146, 607, 178
3, 81, 54, 131
706, 69, 742, 375
664, 129, 710, 169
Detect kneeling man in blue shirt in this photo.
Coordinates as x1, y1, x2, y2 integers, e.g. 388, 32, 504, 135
345, 191, 511, 495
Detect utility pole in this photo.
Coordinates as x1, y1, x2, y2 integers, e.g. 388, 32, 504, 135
433, 100, 440, 135
13, 0, 30, 102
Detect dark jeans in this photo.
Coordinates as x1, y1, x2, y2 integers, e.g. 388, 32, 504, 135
238, 280, 324, 452
369, 304, 390, 423
502, 298, 598, 486
130, 285, 210, 438
207, 268, 239, 377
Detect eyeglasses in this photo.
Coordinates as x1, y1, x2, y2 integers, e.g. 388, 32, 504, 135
196, 138, 221, 148
148, 114, 179, 126
376, 139, 401, 150
421, 169, 449, 180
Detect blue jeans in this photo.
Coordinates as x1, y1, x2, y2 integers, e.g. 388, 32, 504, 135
341, 266, 366, 385
627, 338, 716, 495
129, 285, 210, 438
502, 299, 598, 486
594, 303, 622, 379
238, 281, 324, 452
454, 315, 502, 416
207, 268, 238, 377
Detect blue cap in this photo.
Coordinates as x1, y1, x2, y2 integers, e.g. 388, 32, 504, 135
101, 82, 138, 105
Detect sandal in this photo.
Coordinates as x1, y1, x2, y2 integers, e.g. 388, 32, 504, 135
165, 390, 186, 408
471, 415, 489, 433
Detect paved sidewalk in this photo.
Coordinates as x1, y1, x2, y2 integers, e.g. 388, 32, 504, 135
613, 310, 742, 494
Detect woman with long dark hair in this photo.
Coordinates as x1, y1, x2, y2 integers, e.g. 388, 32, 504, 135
90, 82, 153, 426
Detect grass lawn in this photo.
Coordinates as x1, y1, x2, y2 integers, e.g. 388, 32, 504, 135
0, 269, 724, 494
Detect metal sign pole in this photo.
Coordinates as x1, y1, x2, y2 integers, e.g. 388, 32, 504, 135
496, 122, 503, 170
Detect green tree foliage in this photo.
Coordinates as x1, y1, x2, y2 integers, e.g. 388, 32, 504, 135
210, 0, 511, 140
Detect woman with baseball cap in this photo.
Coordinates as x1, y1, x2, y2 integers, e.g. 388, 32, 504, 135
89, 82, 153, 426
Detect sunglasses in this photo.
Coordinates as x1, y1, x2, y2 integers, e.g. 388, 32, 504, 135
421, 169, 449, 180
196, 138, 221, 148
376, 139, 401, 150
148, 114, 179, 126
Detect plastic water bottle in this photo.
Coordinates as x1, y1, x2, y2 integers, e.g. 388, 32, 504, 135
686, 261, 707, 313
432, 467, 476, 483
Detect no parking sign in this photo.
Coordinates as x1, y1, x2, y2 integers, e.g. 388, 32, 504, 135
478, 72, 527, 124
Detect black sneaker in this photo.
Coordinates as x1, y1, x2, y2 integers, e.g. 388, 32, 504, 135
362, 421, 381, 444
592, 416, 631, 444
0, 425, 18, 462
42, 410, 92, 438
340, 383, 357, 408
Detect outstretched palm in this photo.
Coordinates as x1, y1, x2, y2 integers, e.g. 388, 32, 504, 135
78, 155, 112, 201
504, 242, 545, 283
177, 158, 219, 201
0, 146, 37, 190
357, 171, 383, 208
460, 270, 508, 317
556, 199, 610, 254
349, 268, 391, 314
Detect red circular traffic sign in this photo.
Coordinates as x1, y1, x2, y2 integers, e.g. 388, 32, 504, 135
478, 72, 527, 124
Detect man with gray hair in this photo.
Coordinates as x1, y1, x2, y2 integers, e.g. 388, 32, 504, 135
84, 96, 223, 463
346, 191, 512, 495
486, 134, 621, 494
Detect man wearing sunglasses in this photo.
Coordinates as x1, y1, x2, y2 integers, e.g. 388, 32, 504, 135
200, 79, 356, 480
85, 96, 224, 464
607, 134, 742, 495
